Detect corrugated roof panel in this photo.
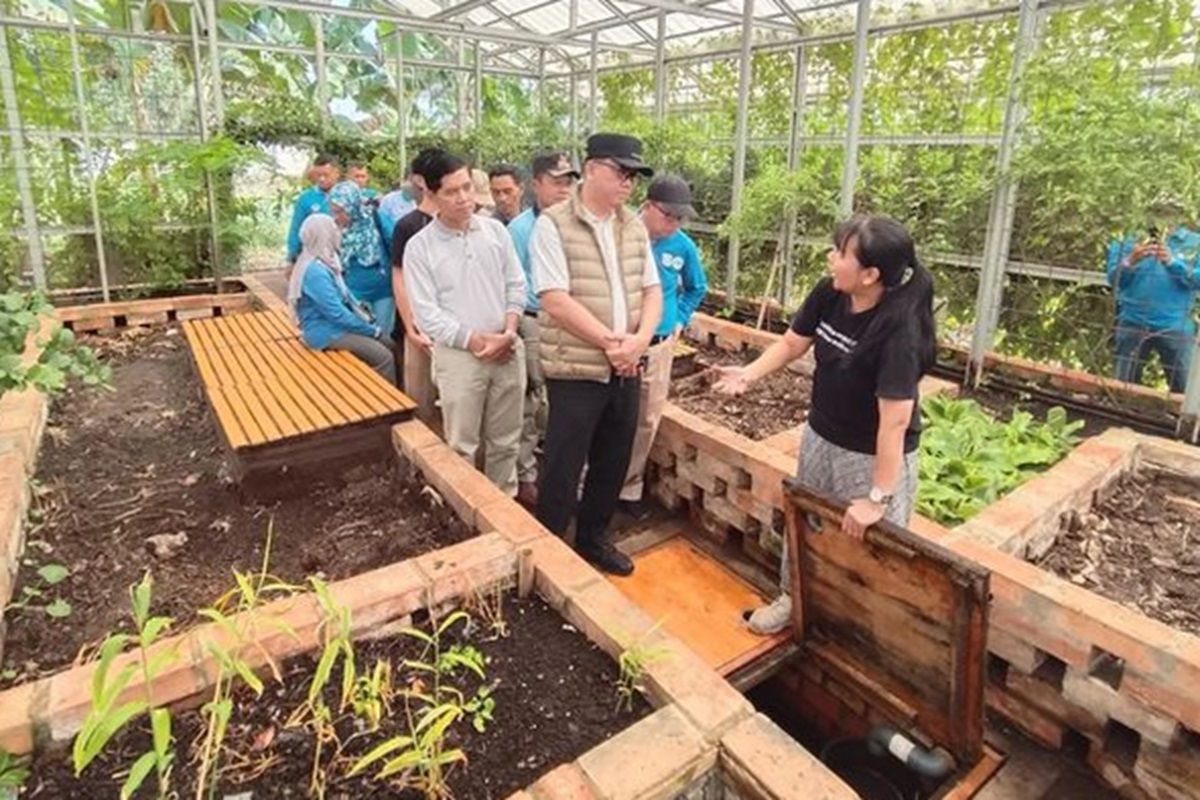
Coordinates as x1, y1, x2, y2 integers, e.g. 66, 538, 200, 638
512, 5, 565, 33
599, 25, 646, 46
399, 0, 442, 17
575, 0, 613, 25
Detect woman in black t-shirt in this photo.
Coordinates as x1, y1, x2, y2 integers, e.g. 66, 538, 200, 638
713, 215, 936, 635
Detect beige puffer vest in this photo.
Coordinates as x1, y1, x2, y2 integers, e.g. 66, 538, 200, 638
538, 189, 649, 383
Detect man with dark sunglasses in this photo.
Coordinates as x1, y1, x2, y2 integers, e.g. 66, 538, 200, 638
529, 133, 663, 576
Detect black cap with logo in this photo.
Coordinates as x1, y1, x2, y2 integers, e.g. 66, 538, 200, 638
585, 133, 654, 177
646, 174, 696, 220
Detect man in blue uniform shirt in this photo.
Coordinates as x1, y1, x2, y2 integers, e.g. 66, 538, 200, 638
285, 154, 339, 268
1106, 195, 1200, 392
619, 174, 708, 514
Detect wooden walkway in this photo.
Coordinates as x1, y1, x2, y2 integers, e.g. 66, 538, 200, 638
183, 310, 415, 478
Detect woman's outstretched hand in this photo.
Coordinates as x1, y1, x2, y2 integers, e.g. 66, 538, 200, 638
712, 365, 751, 395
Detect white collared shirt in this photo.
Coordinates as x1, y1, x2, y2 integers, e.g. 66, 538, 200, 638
403, 214, 527, 349
530, 204, 660, 334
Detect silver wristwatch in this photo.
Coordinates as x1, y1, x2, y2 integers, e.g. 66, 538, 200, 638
867, 486, 893, 505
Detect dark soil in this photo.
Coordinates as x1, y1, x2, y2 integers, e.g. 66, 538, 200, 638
670, 343, 811, 441
2, 327, 470, 688
1039, 468, 1200, 635
26, 595, 651, 799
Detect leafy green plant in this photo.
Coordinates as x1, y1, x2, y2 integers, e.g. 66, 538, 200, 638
286, 575, 359, 799
615, 624, 669, 714
0, 748, 29, 800
193, 524, 300, 800
0, 291, 111, 400
5, 561, 72, 619
72, 572, 178, 800
917, 394, 1084, 525
349, 610, 489, 798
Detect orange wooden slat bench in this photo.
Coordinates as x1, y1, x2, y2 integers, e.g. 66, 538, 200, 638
182, 310, 414, 482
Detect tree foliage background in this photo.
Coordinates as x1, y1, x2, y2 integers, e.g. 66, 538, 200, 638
0, 0, 1196, 376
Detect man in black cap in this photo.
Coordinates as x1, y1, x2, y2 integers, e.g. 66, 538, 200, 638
619, 174, 708, 516
508, 151, 580, 508
529, 133, 663, 575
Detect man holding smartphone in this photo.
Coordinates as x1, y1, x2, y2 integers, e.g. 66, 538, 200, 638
1106, 194, 1200, 392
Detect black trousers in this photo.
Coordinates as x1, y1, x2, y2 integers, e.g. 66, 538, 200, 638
537, 375, 640, 551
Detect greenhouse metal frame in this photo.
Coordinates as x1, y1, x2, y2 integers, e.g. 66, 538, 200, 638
1, 0, 1198, 437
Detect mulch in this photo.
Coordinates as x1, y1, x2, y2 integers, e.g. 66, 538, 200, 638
670, 344, 812, 441
25, 594, 651, 799
2, 326, 471, 689
1039, 467, 1200, 635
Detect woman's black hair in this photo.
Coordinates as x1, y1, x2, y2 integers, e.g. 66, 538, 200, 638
835, 214, 937, 374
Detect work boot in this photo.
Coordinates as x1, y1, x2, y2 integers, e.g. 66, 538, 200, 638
516, 481, 538, 509
745, 595, 792, 635
578, 542, 634, 577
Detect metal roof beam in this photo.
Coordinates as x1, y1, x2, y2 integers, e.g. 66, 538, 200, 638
621, 0, 797, 33
229, 0, 650, 55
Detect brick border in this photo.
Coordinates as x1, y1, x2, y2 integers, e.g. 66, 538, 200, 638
0, 320, 53, 664
0, 414, 860, 799
951, 433, 1200, 799
948, 427, 1141, 558
53, 281, 254, 333
647, 366, 1200, 798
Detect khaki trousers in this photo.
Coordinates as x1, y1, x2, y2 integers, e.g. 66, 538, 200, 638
517, 315, 547, 484
620, 335, 675, 501
432, 341, 527, 496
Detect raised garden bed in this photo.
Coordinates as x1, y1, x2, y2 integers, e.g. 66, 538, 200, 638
1039, 467, 1200, 636
670, 344, 812, 442
1, 326, 467, 688
28, 593, 650, 799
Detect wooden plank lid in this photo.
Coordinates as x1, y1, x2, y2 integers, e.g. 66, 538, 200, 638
782, 479, 990, 768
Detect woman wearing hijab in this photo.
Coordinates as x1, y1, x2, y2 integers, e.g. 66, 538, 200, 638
329, 181, 395, 339
287, 214, 397, 384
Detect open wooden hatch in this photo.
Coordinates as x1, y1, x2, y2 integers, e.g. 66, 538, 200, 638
782, 479, 1003, 797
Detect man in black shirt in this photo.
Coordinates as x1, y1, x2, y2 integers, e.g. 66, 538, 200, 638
391, 148, 443, 413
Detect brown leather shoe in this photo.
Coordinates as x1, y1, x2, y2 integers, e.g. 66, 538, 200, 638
516, 481, 538, 509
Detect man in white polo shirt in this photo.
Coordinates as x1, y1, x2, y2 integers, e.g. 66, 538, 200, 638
404, 150, 528, 496
531, 133, 663, 576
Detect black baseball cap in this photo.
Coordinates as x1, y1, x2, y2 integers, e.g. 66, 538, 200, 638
647, 174, 696, 220
531, 151, 580, 179
585, 133, 654, 177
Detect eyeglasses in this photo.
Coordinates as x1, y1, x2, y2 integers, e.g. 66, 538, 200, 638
649, 201, 682, 222
593, 159, 641, 184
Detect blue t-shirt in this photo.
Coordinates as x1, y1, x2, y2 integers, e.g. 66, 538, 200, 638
652, 229, 708, 337
508, 207, 540, 312
285, 186, 331, 263
1106, 226, 1200, 332
296, 262, 379, 350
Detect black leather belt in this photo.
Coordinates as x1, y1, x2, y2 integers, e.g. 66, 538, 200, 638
649, 334, 669, 346
524, 310, 538, 318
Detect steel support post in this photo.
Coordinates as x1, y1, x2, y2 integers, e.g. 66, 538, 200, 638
66, 0, 111, 300
725, 0, 756, 301
839, 0, 870, 218
780, 44, 807, 309
0, 23, 45, 287
653, 12, 667, 124
968, 0, 1040, 385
